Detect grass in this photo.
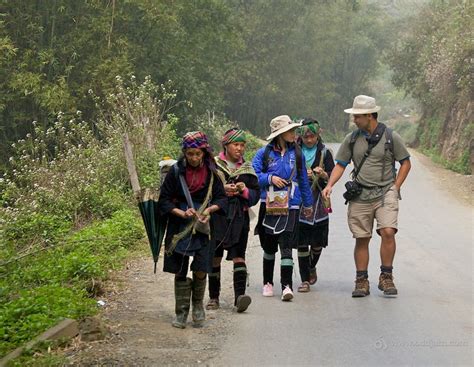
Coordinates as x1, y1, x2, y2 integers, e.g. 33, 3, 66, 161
0, 208, 146, 361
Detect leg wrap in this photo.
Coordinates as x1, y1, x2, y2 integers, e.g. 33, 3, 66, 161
310, 246, 323, 269
208, 266, 221, 299
263, 252, 275, 285
280, 257, 294, 291
298, 247, 310, 282
233, 262, 247, 305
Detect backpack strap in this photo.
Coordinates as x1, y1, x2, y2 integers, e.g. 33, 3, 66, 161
384, 127, 394, 158
178, 173, 195, 209
294, 143, 304, 178
349, 129, 361, 161
384, 126, 396, 179
262, 144, 273, 173
173, 163, 179, 178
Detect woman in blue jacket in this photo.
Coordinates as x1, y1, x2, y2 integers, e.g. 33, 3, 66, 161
253, 115, 313, 301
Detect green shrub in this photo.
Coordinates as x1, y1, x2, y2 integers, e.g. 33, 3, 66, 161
93, 76, 183, 189
243, 132, 264, 162
2, 212, 71, 248
0, 76, 175, 362
62, 251, 104, 281
2, 209, 144, 289
393, 121, 418, 145
445, 150, 470, 174
0, 208, 145, 357
0, 285, 96, 357
8, 347, 65, 367
419, 117, 442, 150
1, 76, 180, 253
421, 147, 471, 175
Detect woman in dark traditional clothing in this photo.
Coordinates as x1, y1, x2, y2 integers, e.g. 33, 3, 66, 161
158, 131, 227, 329
296, 119, 335, 292
206, 128, 260, 313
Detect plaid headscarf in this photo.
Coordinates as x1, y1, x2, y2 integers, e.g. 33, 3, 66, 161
221, 128, 246, 147
182, 131, 211, 150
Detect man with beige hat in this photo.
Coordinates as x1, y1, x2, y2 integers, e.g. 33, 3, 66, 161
322, 95, 411, 297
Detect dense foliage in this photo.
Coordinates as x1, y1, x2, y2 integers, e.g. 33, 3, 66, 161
0, 0, 398, 166
223, 0, 390, 136
0, 77, 181, 358
388, 0, 473, 173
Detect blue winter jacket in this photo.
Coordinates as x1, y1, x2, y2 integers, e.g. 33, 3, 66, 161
252, 143, 313, 208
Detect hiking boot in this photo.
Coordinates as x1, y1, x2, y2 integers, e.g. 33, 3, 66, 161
172, 278, 192, 329
378, 272, 398, 296
352, 277, 370, 297
235, 294, 252, 313
262, 282, 274, 297
206, 298, 219, 310
309, 268, 318, 285
281, 285, 294, 301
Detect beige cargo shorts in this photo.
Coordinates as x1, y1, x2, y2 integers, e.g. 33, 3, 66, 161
347, 185, 399, 238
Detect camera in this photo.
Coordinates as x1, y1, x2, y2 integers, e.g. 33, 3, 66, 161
343, 181, 362, 202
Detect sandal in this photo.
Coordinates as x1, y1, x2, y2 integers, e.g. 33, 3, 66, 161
309, 268, 318, 285
206, 298, 219, 310
297, 281, 310, 293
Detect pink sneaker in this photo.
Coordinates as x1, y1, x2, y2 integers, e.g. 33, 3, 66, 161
281, 285, 294, 301
262, 282, 274, 297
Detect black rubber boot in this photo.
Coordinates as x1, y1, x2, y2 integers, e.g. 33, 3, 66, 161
172, 278, 192, 329
192, 274, 207, 327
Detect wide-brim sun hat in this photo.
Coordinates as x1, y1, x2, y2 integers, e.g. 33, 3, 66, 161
266, 115, 302, 141
344, 95, 381, 114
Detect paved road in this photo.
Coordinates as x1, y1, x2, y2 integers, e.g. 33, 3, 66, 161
214, 144, 473, 367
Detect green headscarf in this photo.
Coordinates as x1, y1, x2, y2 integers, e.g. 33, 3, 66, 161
299, 121, 321, 136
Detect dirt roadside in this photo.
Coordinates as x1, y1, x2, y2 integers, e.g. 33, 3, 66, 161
63, 150, 472, 366
64, 252, 239, 366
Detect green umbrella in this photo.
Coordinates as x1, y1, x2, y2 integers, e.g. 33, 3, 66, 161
137, 188, 167, 273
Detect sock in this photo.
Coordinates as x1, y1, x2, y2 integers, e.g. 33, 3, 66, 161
309, 246, 323, 269
263, 252, 275, 285
233, 262, 247, 305
208, 266, 221, 299
280, 258, 293, 291
356, 270, 368, 279
380, 265, 393, 274
297, 247, 310, 282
